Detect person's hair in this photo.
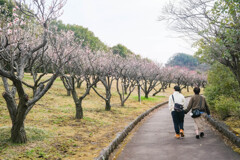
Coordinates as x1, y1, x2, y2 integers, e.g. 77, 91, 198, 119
193, 87, 201, 94
174, 86, 181, 92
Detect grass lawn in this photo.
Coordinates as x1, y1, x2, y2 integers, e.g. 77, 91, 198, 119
0, 74, 195, 159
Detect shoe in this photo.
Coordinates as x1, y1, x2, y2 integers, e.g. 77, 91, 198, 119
180, 129, 184, 137
200, 132, 204, 137
175, 134, 180, 139
196, 135, 200, 139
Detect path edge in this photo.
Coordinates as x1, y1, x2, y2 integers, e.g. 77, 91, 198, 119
95, 95, 193, 160
95, 101, 168, 160
204, 115, 240, 147
95, 94, 240, 160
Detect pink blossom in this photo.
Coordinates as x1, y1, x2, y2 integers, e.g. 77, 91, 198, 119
13, 13, 18, 17
7, 22, 12, 27
14, 18, 19, 24
20, 21, 26, 26
7, 29, 12, 35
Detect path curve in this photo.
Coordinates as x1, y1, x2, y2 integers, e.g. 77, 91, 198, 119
117, 98, 240, 160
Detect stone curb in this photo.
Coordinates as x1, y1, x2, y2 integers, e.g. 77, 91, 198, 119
95, 101, 169, 160
204, 115, 240, 147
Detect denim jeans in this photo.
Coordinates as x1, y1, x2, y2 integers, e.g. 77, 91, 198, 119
171, 110, 185, 134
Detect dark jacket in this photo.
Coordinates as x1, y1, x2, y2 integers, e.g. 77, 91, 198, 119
184, 95, 210, 115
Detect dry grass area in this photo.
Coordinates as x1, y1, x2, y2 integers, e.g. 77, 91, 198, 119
225, 118, 240, 137
0, 74, 194, 160
225, 117, 240, 154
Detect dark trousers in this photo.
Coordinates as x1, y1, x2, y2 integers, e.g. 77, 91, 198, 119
171, 111, 185, 134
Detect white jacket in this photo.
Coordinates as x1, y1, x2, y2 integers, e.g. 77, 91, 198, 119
168, 91, 185, 112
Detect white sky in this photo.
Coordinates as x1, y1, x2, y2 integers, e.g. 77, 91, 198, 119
60, 0, 196, 64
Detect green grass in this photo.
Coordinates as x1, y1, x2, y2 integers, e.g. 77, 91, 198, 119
132, 96, 165, 102
0, 98, 5, 105
155, 95, 166, 98
22, 147, 48, 159
0, 127, 51, 159
51, 115, 69, 125
0, 115, 9, 121
0, 127, 49, 143
83, 117, 109, 126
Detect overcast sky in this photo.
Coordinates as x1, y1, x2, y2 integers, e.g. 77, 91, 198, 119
60, 0, 196, 64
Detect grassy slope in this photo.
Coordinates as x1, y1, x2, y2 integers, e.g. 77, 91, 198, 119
0, 74, 194, 160
222, 117, 240, 153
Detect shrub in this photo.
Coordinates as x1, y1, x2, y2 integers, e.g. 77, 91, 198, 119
214, 96, 239, 120
233, 105, 240, 119
204, 63, 240, 120
204, 85, 219, 109
205, 63, 239, 99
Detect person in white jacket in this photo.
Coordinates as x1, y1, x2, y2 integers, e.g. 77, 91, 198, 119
168, 86, 186, 139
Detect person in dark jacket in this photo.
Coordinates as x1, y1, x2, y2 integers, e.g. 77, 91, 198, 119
184, 87, 210, 139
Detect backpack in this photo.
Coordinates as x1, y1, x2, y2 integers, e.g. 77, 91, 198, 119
172, 95, 183, 112
191, 96, 203, 118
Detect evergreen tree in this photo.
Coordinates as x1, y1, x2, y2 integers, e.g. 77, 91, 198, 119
166, 53, 199, 70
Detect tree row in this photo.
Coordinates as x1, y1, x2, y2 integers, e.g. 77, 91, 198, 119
0, 0, 206, 143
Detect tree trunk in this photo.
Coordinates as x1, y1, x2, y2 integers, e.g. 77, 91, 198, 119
61, 76, 72, 96
123, 78, 128, 94
124, 86, 128, 94
153, 92, 157, 96
145, 92, 149, 98
105, 100, 111, 111
235, 73, 240, 90
67, 90, 71, 96
237, 79, 240, 91
121, 101, 125, 107
124, 80, 128, 95
138, 85, 141, 102
94, 82, 97, 88
86, 83, 90, 95
11, 123, 27, 143
153, 88, 162, 96
93, 76, 97, 88
4, 89, 28, 143
77, 80, 82, 88
75, 98, 83, 119
2, 79, 29, 144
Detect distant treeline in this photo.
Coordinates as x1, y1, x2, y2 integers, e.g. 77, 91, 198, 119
52, 20, 140, 58
166, 53, 209, 71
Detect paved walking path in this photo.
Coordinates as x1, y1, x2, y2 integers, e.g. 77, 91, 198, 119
117, 98, 240, 160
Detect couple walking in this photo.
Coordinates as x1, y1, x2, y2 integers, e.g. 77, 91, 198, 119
168, 86, 210, 139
